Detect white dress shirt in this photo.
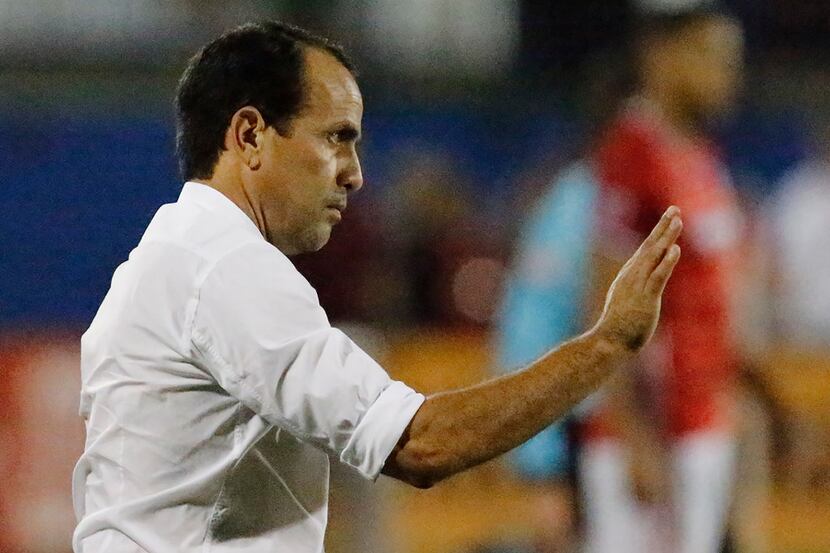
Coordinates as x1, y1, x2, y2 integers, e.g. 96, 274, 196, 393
72, 182, 425, 553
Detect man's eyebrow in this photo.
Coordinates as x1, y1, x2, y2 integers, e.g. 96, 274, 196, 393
334, 123, 362, 142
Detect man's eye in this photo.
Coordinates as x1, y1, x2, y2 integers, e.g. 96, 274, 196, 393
327, 128, 359, 145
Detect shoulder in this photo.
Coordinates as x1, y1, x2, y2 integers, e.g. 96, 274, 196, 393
526, 161, 599, 240
200, 241, 323, 316
192, 241, 329, 347
139, 199, 262, 264
596, 111, 662, 158
594, 112, 664, 190
210, 241, 307, 286
114, 200, 269, 304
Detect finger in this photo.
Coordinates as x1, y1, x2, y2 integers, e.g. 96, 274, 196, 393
646, 244, 681, 294
640, 215, 683, 273
639, 205, 681, 253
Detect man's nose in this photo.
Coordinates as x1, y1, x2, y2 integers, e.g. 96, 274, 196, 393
339, 150, 363, 192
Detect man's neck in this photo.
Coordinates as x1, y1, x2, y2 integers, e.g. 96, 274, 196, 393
193, 174, 268, 240
638, 91, 704, 141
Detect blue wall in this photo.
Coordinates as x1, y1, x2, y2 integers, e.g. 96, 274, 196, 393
0, 105, 804, 329
1, 115, 179, 328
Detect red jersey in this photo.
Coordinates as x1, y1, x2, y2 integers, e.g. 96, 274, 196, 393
586, 102, 742, 439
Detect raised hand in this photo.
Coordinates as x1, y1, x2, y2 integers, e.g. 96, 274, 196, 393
594, 206, 683, 353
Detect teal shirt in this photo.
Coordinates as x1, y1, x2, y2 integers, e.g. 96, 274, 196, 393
497, 161, 598, 478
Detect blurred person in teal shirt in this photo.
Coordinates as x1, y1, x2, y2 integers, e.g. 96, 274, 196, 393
497, 161, 599, 551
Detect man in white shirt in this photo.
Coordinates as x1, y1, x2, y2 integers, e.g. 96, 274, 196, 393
73, 21, 683, 553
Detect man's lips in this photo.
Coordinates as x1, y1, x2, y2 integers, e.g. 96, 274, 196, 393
326, 202, 346, 222
326, 201, 347, 213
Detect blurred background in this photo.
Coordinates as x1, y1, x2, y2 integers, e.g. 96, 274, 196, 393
1, 1, 829, 552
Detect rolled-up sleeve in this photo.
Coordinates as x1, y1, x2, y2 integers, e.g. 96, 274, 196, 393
190, 242, 424, 480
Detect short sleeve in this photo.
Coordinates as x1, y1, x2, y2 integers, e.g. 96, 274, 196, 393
190, 242, 424, 480
594, 121, 661, 259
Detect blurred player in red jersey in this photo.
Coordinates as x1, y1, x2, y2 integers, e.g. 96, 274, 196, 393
579, 5, 745, 553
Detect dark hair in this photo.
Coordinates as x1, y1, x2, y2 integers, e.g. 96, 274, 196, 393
588, 4, 738, 129
636, 4, 738, 42
175, 21, 355, 180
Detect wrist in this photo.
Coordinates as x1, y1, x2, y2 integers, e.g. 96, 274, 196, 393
586, 325, 636, 362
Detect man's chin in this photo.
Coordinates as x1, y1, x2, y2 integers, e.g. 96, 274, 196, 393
302, 225, 333, 253
273, 225, 332, 256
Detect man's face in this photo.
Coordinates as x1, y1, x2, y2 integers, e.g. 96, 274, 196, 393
255, 48, 363, 255
676, 17, 745, 118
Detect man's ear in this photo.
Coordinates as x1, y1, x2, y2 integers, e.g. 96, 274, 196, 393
225, 106, 265, 170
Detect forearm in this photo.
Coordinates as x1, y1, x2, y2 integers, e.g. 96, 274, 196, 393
384, 206, 683, 488
384, 328, 627, 487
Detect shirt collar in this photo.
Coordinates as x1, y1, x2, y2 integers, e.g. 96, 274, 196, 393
178, 181, 264, 239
